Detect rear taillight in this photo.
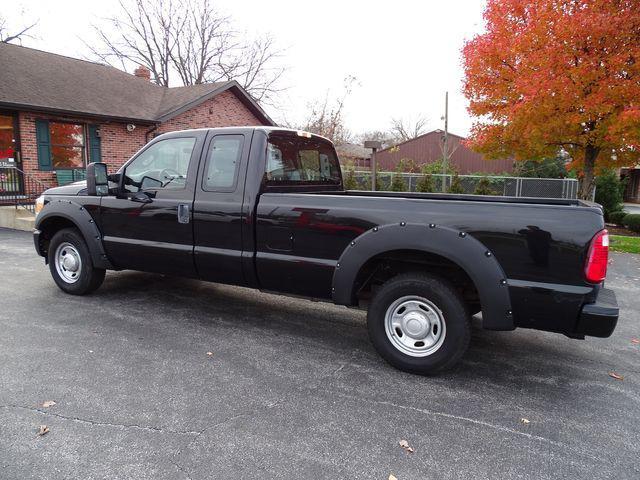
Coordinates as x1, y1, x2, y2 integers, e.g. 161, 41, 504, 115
585, 229, 609, 283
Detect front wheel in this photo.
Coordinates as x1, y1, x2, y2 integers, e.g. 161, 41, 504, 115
48, 228, 106, 295
367, 273, 471, 375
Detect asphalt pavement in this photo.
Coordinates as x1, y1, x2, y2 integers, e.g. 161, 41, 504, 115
0, 227, 638, 480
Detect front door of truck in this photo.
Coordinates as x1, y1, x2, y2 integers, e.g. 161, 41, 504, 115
100, 131, 206, 277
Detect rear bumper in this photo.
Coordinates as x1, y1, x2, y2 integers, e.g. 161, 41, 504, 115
576, 288, 619, 338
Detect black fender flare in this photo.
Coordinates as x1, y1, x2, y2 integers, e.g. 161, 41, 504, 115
331, 223, 514, 331
35, 198, 113, 269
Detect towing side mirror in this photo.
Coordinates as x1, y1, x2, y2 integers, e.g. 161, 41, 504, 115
86, 162, 109, 196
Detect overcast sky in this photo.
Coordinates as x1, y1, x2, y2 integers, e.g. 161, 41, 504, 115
7, 0, 486, 137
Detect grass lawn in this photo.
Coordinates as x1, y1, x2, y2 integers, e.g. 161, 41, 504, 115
610, 235, 640, 254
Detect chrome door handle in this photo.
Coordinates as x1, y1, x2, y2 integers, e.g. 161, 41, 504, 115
177, 204, 190, 224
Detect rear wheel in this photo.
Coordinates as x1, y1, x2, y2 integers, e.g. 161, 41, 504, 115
367, 273, 471, 375
48, 228, 105, 295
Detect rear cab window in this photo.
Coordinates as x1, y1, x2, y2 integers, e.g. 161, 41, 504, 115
265, 132, 342, 190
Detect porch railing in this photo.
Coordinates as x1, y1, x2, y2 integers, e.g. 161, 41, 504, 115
0, 166, 48, 214
55, 168, 86, 186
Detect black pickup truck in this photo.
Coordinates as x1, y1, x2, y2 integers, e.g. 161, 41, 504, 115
33, 127, 619, 374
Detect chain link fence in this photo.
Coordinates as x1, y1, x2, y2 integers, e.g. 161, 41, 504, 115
350, 171, 580, 199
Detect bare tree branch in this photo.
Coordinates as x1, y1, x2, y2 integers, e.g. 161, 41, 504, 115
85, 0, 183, 86
85, 0, 286, 103
390, 116, 429, 142
0, 14, 38, 44
300, 76, 358, 144
355, 130, 396, 149
169, 0, 232, 85
438, 134, 460, 161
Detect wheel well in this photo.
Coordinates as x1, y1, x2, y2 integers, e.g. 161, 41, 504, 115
352, 249, 480, 308
37, 216, 78, 258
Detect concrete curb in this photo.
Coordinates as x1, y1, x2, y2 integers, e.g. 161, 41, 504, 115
0, 206, 35, 232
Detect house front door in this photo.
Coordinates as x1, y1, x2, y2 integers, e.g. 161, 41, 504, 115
0, 113, 22, 197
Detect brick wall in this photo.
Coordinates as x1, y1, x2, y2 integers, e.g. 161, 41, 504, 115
156, 90, 264, 134
17, 89, 268, 190
99, 123, 148, 172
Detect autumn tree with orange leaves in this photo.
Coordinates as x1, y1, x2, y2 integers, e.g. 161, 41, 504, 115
463, 0, 640, 199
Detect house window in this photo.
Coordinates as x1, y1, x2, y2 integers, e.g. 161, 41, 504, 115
50, 122, 85, 169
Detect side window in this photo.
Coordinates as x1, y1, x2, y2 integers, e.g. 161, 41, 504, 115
203, 135, 243, 190
124, 137, 196, 192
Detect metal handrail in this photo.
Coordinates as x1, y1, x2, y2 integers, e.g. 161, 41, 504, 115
0, 166, 48, 214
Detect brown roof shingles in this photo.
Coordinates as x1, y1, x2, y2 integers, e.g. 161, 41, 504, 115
0, 42, 273, 125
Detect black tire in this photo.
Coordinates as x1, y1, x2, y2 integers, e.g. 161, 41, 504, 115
48, 228, 106, 295
367, 273, 471, 375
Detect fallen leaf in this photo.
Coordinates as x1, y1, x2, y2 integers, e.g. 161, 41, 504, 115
37, 425, 49, 436
520, 418, 530, 424
389, 475, 398, 480
632, 338, 640, 344
206, 352, 213, 356
609, 372, 624, 380
41, 400, 56, 408
398, 439, 414, 453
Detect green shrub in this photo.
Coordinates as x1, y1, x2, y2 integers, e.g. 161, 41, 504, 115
420, 159, 456, 175
343, 168, 360, 190
396, 158, 418, 173
448, 173, 465, 194
374, 172, 388, 191
390, 172, 407, 192
624, 214, 640, 233
474, 176, 497, 195
608, 210, 628, 226
369, 171, 391, 191
595, 170, 626, 221
416, 174, 434, 193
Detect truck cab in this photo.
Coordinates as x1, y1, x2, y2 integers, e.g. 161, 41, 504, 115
96, 127, 343, 291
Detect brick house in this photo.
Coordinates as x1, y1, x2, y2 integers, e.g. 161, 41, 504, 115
0, 42, 274, 194
334, 142, 371, 170
373, 130, 514, 174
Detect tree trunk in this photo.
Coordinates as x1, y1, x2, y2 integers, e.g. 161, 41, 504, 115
578, 145, 600, 200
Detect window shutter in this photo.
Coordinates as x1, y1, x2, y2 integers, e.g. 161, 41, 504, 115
88, 124, 102, 163
35, 120, 52, 171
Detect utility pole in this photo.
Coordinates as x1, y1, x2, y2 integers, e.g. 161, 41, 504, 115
441, 91, 449, 192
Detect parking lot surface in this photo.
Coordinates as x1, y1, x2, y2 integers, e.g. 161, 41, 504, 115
0, 227, 639, 479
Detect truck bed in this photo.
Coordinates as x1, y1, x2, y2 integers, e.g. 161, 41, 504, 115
255, 189, 605, 334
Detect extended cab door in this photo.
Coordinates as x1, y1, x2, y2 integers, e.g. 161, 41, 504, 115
99, 131, 206, 277
254, 131, 345, 298
192, 129, 251, 286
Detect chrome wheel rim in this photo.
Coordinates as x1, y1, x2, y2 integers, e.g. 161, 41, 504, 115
54, 242, 82, 284
384, 296, 446, 357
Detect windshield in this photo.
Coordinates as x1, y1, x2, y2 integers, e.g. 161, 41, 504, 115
265, 133, 342, 186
